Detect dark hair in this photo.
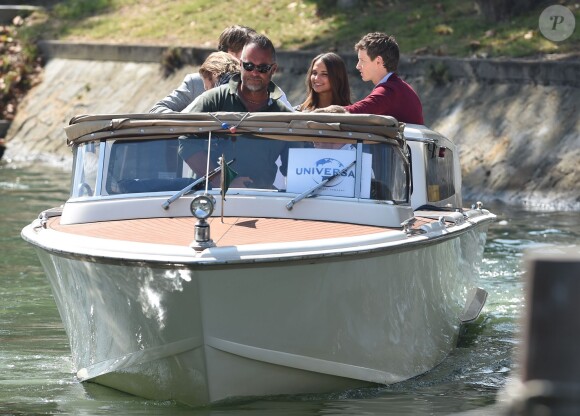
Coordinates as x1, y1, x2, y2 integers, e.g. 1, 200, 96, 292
217, 25, 256, 54
354, 32, 399, 72
300, 53, 351, 111
243, 34, 276, 62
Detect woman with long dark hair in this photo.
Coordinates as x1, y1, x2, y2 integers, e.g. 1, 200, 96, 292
297, 52, 351, 111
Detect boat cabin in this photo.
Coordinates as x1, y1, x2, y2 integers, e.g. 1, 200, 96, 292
62, 112, 461, 228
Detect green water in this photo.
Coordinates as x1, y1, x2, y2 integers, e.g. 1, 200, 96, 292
1, 161, 579, 415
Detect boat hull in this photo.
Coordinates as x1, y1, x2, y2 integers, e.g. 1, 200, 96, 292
27, 222, 490, 405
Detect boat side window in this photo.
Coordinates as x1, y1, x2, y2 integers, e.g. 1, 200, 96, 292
425, 144, 455, 201
71, 141, 100, 198
104, 138, 192, 195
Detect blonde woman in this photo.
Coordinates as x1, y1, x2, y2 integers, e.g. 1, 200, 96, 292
183, 52, 240, 112
198, 51, 241, 91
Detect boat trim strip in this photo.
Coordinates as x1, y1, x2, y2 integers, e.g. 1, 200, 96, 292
206, 336, 406, 384
76, 336, 203, 381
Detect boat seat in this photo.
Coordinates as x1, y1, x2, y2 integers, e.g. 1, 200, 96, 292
370, 179, 392, 200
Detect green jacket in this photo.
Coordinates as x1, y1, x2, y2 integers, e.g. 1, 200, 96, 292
188, 73, 290, 113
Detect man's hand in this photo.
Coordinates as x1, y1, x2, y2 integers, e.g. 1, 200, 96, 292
230, 176, 253, 188
312, 105, 347, 113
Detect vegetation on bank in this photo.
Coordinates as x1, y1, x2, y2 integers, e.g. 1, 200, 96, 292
20, 0, 580, 57
0, 20, 42, 121
2, 0, 578, 121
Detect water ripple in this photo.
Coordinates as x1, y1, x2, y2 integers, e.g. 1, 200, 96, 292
0, 181, 30, 191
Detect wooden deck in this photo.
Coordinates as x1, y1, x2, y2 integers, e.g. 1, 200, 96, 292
47, 216, 437, 247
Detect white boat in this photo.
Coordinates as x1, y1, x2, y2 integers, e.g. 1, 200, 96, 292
22, 112, 495, 406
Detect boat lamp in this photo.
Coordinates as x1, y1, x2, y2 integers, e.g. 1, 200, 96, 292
190, 194, 216, 250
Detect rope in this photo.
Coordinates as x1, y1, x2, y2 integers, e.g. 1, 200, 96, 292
209, 112, 250, 133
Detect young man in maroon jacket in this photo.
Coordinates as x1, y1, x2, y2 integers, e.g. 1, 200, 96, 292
315, 32, 424, 125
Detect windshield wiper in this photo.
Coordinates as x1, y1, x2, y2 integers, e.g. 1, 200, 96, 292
286, 160, 355, 210
162, 159, 235, 210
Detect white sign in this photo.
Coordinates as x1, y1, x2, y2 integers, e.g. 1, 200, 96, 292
287, 148, 372, 198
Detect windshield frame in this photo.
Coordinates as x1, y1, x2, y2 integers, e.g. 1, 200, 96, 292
67, 114, 409, 205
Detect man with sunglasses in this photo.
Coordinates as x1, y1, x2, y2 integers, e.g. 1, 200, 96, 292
151, 26, 292, 113
186, 34, 289, 114
179, 34, 294, 188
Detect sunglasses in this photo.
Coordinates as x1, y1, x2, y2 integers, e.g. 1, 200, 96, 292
242, 61, 275, 73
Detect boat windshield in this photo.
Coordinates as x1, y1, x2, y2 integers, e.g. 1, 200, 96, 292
70, 132, 409, 203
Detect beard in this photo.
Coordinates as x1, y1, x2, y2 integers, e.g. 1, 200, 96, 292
242, 75, 268, 92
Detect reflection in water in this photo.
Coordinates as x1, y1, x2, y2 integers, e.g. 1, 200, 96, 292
137, 268, 167, 330
1, 162, 579, 415
137, 268, 193, 329
139, 285, 165, 328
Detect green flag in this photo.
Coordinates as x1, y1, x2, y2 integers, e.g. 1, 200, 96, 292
220, 156, 238, 200
220, 155, 237, 223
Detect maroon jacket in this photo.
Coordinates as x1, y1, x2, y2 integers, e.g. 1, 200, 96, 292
345, 74, 424, 124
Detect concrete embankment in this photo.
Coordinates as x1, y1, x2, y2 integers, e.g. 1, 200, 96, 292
4, 41, 579, 210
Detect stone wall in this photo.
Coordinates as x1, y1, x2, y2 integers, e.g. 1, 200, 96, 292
4, 41, 579, 210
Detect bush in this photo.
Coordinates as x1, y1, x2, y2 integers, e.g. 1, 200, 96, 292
0, 20, 43, 120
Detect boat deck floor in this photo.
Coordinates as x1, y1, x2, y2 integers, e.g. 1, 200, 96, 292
47, 215, 439, 247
